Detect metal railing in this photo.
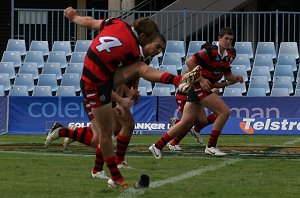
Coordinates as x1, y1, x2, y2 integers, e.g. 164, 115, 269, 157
12, 8, 300, 53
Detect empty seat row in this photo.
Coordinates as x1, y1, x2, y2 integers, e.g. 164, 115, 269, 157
7, 85, 76, 96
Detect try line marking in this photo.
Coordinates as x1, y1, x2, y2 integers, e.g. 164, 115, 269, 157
118, 158, 242, 198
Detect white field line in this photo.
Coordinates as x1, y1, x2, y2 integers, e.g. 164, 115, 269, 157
118, 158, 242, 198
282, 138, 300, 146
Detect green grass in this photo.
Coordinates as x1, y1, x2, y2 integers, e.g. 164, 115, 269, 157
1, 134, 300, 198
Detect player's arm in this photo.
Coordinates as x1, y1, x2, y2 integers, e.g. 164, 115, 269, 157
64, 6, 102, 30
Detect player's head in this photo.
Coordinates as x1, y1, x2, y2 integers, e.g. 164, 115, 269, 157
132, 17, 160, 47
142, 33, 166, 58
218, 27, 234, 49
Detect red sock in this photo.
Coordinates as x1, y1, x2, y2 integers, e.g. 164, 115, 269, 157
171, 129, 190, 145
208, 130, 221, 148
92, 146, 104, 173
59, 126, 93, 146
207, 113, 217, 124
104, 156, 123, 182
116, 134, 131, 164
160, 73, 182, 87
194, 113, 217, 133
155, 132, 173, 150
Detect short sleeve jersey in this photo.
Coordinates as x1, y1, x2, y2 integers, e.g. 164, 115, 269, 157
82, 18, 141, 85
191, 45, 232, 83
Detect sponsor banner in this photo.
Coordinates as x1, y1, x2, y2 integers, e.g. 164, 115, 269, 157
8, 96, 156, 134
0, 96, 7, 134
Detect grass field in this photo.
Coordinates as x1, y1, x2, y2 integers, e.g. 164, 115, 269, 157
1, 134, 300, 198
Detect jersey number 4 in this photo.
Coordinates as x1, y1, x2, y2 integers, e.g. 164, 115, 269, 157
96, 36, 122, 53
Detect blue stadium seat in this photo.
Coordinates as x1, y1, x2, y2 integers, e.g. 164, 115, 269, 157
276, 54, 297, 71
270, 88, 290, 96
74, 40, 92, 52
32, 86, 52, 96
0, 73, 11, 91
162, 53, 182, 70
6, 39, 27, 56
249, 76, 270, 94
231, 54, 251, 71
230, 65, 248, 82
37, 74, 58, 92
47, 51, 67, 69
42, 63, 62, 80
165, 40, 185, 58
9, 85, 29, 96
255, 42, 277, 59
223, 87, 243, 96
247, 87, 266, 96
227, 82, 246, 94
24, 51, 45, 69
234, 41, 253, 59
151, 87, 171, 96
56, 86, 76, 96
154, 83, 175, 94
29, 41, 49, 56
0, 62, 15, 80
272, 76, 294, 94
52, 41, 72, 56
61, 73, 81, 92
0, 85, 4, 96
187, 41, 206, 54
70, 52, 86, 63
138, 86, 147, 96
250, 66, 271, 81
278, 42, 299, 59
294, 89, 300, 96
253, 54, 274, 71
14, 74, 34, 92
1, 51, 22, 68
65, 63, 84, 74
149, 55, 160, 69
181, 64, 189, 74
138, 78, 153, 94
19, 62, 39, 80
273, 65, 294, 81
159, 64, 178, 76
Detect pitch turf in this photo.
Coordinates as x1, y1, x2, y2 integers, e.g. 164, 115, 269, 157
1, 134, 300, 198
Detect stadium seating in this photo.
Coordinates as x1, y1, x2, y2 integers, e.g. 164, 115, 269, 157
250, 66, 271, 81
154, 83, 175, 94
272, 76, 294, 94
165, 40, 185, 58
253, 54, 274, 71
47, 51, 67, 69
19, 62, 39, 80
249, 76, 270, 94
56, 86, 76, 96
70, 52, 86, 63
65, 63, 83, 74
29, 41, 50, 56
0, 62, 15, 80
234, 41, 254, 59
138, 86, 147, 96
42, 63, 62, 80
1, 51, 22, 68
255, 42, 277, 59
151, 87, 171, 96
273, 65, 294, 80
187, 41, 206, 54
37, 74, 58, 92
138, 78, 153, 94
6, 39, 27, 56
61, 73, 81, 92
9, 85, 29, 96
32, 86, 52, 96
227, 82, 247, 94
24, 51, 45, 69
149, 55, 160, 69
14, 74, 34, 92
270, 88, 290, 96
231, 54, 251, 71
278, 42, 299, 59
74, 40, 92, 52
230, 65, 248, 82
0, 73, 11, 91
52, 41, 72, 56
246, 87, 266, 96
0, 85, 4, 96
223, 87, 243, 96
162, 53, 182, 70
276, 54, 297, 71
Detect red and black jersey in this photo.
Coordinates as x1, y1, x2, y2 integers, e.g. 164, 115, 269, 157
82, 18, 141, 85
191, 44, 232, 83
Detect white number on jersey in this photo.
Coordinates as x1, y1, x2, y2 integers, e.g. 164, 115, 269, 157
96, 36, 122, 53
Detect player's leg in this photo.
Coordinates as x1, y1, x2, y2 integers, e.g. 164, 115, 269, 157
149, 101, 200, 159
200, 93, 230, 156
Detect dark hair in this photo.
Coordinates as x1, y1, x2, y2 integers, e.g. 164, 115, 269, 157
132, 17, 160, 46
155, 33, 166, 45
229, 47, 236, 57
219, 27, 234, 37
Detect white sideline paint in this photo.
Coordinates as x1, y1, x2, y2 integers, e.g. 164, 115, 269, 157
282, 138, 300, 146
118, 159, 242, 198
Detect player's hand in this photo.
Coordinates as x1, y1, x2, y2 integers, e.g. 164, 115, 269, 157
199, 78, 211, 92
118, 97, 133, 109
126, 88, 140, 104
64, 7, 78, 21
